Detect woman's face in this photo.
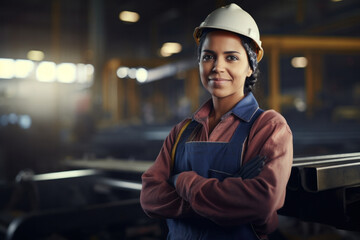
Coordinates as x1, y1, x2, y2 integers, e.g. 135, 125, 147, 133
199, 30, 252, 101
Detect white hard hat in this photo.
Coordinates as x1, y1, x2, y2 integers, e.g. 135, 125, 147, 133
194, 3, 264, 62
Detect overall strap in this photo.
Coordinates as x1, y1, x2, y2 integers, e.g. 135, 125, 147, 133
170, 119, 199, 170
237, 108, 264, 164
229, 108, 264, 142
251, 108, 264, 123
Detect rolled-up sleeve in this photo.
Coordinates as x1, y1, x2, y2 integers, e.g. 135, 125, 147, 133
140, 120, 194, 219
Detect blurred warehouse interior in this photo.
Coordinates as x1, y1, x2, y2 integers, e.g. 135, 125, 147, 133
0, 0, 360, 239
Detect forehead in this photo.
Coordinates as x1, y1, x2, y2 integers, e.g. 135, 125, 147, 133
202, 30, 244, 50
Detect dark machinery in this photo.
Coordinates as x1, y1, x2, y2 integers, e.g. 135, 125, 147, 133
0, 153, 359, 239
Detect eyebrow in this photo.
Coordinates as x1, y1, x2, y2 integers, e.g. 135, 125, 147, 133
202, 49, 241, 54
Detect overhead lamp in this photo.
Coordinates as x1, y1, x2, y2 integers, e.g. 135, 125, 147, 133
15, 59, 34, 78
77, 64, 94, 84
119, 11, 140, 23
57, 63, 77, 83
160, 42, 182, 57
136, 68, 148, 83
291, 57, 308, 68
128, 68, 137, 79
36, 61, 57, 82
0, 58, 15, 79
116, 67, 129, 78
27, 50, 45, 61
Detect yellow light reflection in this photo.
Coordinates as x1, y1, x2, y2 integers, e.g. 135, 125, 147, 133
119, 11, 140, 23
27, 50, 45, 61
36, 61, 57, 82
57, 63, 76, 83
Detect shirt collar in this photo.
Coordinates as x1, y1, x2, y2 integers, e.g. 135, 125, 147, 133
231, 92, 259, 122
193, 92, 259, 123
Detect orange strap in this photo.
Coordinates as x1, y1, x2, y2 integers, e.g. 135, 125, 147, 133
170, 119, 192, 170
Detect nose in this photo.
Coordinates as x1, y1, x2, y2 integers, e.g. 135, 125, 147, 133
212, 58, 225, 72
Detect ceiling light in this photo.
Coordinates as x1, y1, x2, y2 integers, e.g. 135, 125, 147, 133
36, 61, 56, 82
160, 42, 182, 57
116, 67, 129, 78
128, 68, 137, 79
15, 59, 34, 78
291, 57, 308, 68
57, 63, 77, 83
119, 11, 140, 23
27, 50, 44, 61
136, 68, 148, 83
0, 58, 15, 79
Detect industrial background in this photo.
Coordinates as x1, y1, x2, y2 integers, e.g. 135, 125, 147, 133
0, 0, 360, 239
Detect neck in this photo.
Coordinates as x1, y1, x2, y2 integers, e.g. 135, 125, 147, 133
211, 94, 245, 120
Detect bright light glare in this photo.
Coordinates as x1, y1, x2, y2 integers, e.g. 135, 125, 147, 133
128, 68, 137, 79
116, 67, 129, 78
294, 98, 306, 112
15, 59, 34, 78
19, 115, 32, 129
36, 61, 57, 82
291, 57, 308, 68
27, 50, 45, 61
77, 64, 94, 84
57, 63, 77, 83
160, 42, 182, 57
136, 68, 148, 83
119, 11, 140, 23
331, 0, 342, 2
0, 115, 8, 126
0, 58, 15, 79
32, 169, 98, 181
8, 113, 18, 124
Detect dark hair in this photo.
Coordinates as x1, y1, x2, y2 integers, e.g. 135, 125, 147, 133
197, 29, 260, 94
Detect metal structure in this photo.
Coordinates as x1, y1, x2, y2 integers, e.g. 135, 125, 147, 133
2, 153, 359, 239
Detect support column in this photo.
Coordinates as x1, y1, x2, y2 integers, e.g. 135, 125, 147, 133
305, 53, 314, 118
127, 79, 140, 122
185, 68, 200, 113
89, 0, 105, 112
269, 48, 281, 112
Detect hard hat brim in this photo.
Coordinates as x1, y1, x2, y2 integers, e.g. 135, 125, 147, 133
193, 26, 264, 62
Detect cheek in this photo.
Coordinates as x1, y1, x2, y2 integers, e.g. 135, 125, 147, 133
199, 63, 208, 80
199, 64, 210, 88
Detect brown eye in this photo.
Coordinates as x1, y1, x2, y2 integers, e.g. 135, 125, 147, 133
202, 54, 214, 62
226, 55, 239, 61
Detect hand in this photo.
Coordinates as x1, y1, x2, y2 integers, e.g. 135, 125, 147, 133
168, 173, 180, 187
233, 155, 266, 179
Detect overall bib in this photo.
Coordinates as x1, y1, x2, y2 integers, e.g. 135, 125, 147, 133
167, 106, 263, 240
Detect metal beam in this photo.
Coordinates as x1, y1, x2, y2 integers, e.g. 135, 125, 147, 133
262, 36, 360, 52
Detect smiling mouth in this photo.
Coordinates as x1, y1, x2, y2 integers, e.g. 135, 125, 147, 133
209, 78, 231, 82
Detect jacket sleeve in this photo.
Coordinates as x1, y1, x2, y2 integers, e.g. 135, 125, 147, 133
140, 119, 194, 219
174, 111, 293, 234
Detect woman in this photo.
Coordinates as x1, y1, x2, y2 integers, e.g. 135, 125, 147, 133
140, 3, 293, 240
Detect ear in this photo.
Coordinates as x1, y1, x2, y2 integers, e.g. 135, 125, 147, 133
246, 66, 253, 77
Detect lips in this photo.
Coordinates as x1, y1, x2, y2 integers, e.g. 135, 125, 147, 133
208, 77, 231, 82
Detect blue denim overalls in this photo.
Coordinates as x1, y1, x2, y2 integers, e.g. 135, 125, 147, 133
167, 93, 263, 240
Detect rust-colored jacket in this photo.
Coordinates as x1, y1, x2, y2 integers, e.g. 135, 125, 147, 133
140, 99, 293, 236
